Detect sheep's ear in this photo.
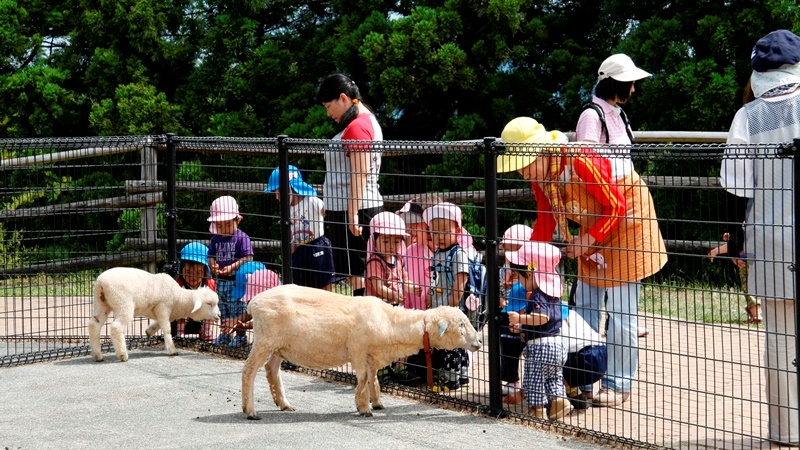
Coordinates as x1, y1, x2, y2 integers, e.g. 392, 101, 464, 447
438, 320, 448, 337
191, 297, 202, 313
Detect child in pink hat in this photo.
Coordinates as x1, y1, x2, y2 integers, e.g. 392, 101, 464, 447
365, 212, 410, 306
505, 241, 572, 421
206, 196, 254, 346
396, 198, 433, 310
498, 224, 533, 401
423, 202, 470, 391
234, 268, 282, 332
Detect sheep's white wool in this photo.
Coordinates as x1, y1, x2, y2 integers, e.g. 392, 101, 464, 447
88, 267, 220, 362
241, 284, 482, 418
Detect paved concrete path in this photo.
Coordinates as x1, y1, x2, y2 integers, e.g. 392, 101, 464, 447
0, 348, 609, 450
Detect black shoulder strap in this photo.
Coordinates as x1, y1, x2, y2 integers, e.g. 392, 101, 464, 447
582, 103, 609, 143
582, 102, 635, 144
618, 108, 634, 143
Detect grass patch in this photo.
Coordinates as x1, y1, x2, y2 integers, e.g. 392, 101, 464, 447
0, 272, 98, 297
641, 283, 758, 325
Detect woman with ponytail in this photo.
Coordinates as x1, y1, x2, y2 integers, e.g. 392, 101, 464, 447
315, 73, 384, 297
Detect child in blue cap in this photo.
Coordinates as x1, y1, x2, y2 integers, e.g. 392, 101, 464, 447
172, 242, 217, 341
266, 165, 341, 290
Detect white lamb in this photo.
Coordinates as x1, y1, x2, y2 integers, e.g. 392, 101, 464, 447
241, 284, 483, 419
88, 267, 221, 362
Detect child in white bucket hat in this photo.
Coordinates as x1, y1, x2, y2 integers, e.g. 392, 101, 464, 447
505, 241, 572, 421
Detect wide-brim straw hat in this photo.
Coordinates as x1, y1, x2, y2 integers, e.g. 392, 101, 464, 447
497, 117, 568, 173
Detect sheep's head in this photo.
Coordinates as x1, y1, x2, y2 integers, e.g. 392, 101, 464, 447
191, 288, 220, 321
428, 307, 482, 352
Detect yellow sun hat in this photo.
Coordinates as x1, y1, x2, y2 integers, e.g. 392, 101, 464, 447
497, 117, 568, 173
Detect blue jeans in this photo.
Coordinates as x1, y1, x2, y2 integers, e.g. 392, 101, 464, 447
574, 281, 639, 393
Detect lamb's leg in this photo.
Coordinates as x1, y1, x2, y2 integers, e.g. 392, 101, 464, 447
109, 317, 130, 362
148, 307, 176, 355
266, 354, 294, 412
353, 361, 373, 417
242, 342, 275, 419
88, 308, 109, 362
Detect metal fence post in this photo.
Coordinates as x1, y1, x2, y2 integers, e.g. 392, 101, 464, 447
277, 135, 292, 284
793, 137, 800, 439
164, 133, 178, 275
141, 135, 158, 273
779, 137, 800, 441
483, 136, 504, 416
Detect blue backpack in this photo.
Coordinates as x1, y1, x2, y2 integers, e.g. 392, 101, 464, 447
444, 246, 488, 331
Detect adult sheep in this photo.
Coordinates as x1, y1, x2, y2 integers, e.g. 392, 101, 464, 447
88, 267, 220, 362
241, 284, 483, 419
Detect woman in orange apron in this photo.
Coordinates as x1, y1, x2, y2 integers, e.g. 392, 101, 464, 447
498, 117, 667, 407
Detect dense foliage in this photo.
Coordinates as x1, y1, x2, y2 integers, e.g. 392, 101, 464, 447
1, 0, 797, 139
1, 0, 798, 286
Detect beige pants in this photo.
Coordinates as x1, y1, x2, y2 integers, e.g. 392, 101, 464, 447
764, 299, 798, 444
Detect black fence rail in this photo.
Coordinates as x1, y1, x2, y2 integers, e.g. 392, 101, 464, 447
0, 134, 797, 449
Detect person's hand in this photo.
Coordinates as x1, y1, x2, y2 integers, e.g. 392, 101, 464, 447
708, 246, 720, 262
219, 265, 234, 277
507, 311, 520, 327
222, 318, 238, 334
566, 233, 595, 259
209, 261, 219, 276
499, 296, 508, 309
413, 285, 422, 296
348, 212, 362, 236
732, 257, 746, 269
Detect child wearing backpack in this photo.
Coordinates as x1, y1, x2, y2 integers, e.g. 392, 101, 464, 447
424, 202, 471, 392
505, 241, 572, 420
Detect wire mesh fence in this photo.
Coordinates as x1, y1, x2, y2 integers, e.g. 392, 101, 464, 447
0, 134, 797, 448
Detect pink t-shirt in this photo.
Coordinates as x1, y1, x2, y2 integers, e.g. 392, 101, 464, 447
404, 243, 433, 310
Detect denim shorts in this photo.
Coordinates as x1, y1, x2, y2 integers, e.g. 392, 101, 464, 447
216, 279, 247, 319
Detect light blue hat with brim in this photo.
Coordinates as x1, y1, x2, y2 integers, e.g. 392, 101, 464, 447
231, 261, 266, 300
180, 242, 210, 270
265, 165, 318, 197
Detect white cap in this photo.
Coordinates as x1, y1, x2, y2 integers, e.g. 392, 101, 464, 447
598, 54, 652, 82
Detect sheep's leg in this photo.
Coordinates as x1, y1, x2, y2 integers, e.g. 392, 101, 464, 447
242, 342, 279, 419
353, 361, 373, 417
265, 354, 294, 412
145, 321, 160, 336
368, 367, 384, 411
109, 317, 130, 362
88, 308, 109, 362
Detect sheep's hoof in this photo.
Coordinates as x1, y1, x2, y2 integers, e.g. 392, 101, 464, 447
358, 410, 373, 417
246, 414, 261, 420
280, 405, 295, 412
119, 354, 129, 362
372, 403, 385, 410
